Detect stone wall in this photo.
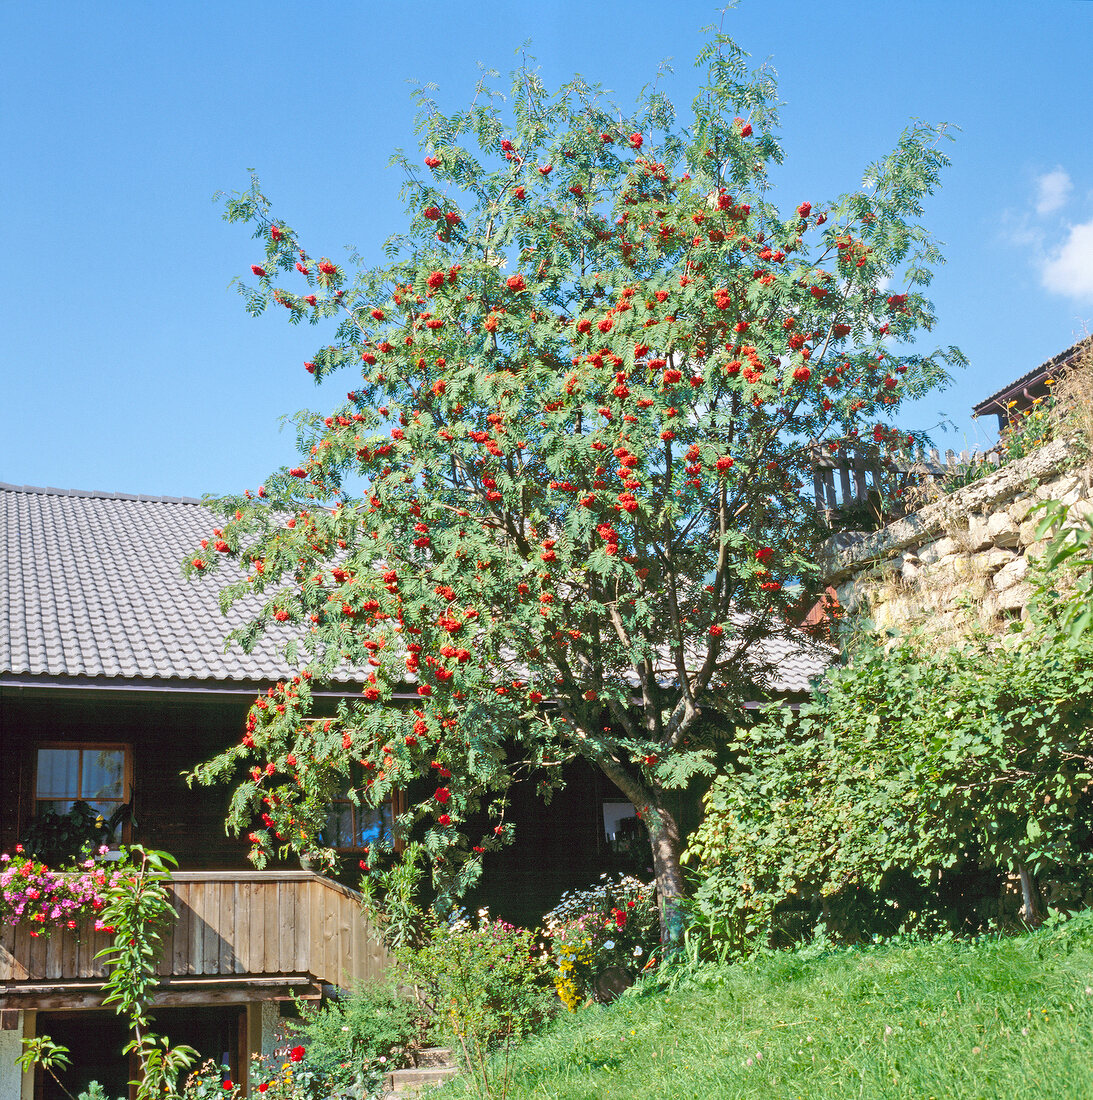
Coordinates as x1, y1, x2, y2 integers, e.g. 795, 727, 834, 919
818, 439, 1093, 639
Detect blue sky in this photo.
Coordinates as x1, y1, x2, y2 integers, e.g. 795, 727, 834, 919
3, 0, 1091, 498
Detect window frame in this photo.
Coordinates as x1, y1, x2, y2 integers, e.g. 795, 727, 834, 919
322, 788, 404, 854
33, 742, 133, 845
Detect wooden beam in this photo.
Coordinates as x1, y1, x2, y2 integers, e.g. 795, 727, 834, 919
0, 977, 321, 1011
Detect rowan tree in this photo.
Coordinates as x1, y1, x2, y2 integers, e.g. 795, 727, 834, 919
186, 31, 962, 940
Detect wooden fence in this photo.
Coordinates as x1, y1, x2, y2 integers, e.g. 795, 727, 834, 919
0, 870, 388, 995
811, 442, 1005, 520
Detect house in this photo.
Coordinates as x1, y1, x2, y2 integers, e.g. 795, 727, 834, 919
971, 334, 1093, 430
0, 483, 405, 1100
0, 481, 832, 1099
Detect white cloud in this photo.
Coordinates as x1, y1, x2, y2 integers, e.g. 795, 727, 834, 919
1035, 168, 1072, 216
1041, 219, 1093, 302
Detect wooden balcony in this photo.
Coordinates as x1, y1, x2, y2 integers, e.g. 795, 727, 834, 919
0, 871, 389, 1009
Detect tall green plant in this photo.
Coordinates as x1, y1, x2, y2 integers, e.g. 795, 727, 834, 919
95, 847, 196, 1100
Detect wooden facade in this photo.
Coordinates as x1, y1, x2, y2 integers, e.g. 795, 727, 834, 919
1, 871, 388, 1010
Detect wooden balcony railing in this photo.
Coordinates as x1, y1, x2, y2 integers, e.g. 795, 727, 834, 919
0, 871, 388, 1007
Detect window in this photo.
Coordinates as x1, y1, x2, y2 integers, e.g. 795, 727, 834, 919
322, 795, 394, 851
35, 744, 131, 842
322, 790, 397, 851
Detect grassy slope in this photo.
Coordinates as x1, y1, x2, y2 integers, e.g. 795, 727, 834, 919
439, 913, 1093, 1100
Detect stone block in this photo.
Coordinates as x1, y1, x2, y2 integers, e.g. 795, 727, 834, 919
980, 547, 1018, 572
918, 537, 962, 565
993, 557, 1029, 591
965, 514, 994, 551
933, 553, 979, 580
987, 511, 1020, 547
1008, 496, 1036, 524
995, 580, 1031, 612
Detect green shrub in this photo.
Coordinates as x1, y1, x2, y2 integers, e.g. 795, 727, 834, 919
396, 911, 556, 1098
684, 625, 1093, 954
288, 982, 422, 1094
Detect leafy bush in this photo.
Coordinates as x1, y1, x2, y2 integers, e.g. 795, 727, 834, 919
684, 622, 1093, 953
287, 983, 421, 1094
395, 911, 555, 1098
541, 875, 659, 1010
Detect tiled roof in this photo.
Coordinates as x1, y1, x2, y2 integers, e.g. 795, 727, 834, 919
1, 483, 832, 694
741, 627, 833, 695
1, 482, 326, 684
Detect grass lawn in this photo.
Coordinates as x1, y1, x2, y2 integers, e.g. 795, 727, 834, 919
438, 912, 1093, 1099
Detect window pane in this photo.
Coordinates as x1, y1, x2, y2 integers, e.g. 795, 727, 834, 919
37, 799, 77, 818
322, 804, 355, 849
354, 804, 392, 848
37, 749, 79, 799
84, 802, 124, 844
82, 750, 125, 800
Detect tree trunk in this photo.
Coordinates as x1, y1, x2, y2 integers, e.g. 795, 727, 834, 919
589, 753, 686, 945
1017, 863, 1042, 926
645, 800, 686, 947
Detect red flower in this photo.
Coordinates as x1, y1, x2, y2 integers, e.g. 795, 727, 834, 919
222, 1082, 233, 1091
289, 1045, 305, 1063
258, 1085, 269, 1093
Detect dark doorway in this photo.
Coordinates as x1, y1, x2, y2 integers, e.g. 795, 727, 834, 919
35, 1006, 245, 1100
